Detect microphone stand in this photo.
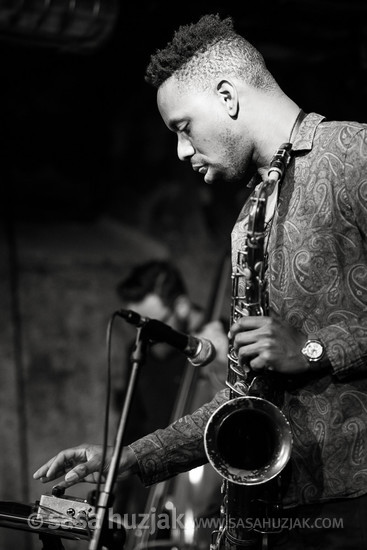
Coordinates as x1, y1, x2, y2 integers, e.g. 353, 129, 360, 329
89, 323, 149, 550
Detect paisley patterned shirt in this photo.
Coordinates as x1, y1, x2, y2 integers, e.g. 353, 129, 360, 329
130, 113, 367, 507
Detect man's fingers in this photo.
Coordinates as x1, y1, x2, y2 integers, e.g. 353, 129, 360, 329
46, 450, 82, 480
33, 446, 104, 489
33, 455, 61, 480
232, 332, 257, 350
33, 447, 87, 481
229, 316, 267, 338
65, 457, 102, 483
37, 466, 71, 484
236, 342, 257, 361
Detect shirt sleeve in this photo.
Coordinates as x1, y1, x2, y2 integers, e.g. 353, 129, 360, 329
317, 126, 367, 379
129, 388, 229, 486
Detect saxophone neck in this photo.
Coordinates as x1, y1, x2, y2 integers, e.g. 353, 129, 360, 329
266, 142, 292, 185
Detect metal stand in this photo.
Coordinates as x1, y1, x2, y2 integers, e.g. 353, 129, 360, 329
88, 324, 149, 550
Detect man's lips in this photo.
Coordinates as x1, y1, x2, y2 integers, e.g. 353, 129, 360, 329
192, 165, 208, 175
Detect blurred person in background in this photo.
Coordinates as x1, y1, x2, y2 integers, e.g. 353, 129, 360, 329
113, 259, 227, 545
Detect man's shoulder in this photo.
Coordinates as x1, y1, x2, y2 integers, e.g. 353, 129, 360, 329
317, 117, 367, 136
302, 113, 367, 136
310, 115, 367, 153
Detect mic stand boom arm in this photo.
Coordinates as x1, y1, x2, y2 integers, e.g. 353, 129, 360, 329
89, 323, 149, 550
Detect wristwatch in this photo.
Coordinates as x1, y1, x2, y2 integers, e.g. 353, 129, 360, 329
301, 339, 325, 362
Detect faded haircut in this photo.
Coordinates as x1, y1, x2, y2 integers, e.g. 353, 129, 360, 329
145, 13, 277, 91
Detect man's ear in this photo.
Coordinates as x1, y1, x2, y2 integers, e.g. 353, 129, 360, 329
217, 79, 239, 118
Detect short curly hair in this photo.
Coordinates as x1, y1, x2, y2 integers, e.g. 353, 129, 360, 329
116, 260, 187, 309
145, 13, 276, 91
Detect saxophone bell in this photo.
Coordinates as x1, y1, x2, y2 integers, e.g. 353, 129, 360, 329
204, 396, 292, 486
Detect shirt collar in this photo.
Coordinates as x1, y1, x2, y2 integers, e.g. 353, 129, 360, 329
246, 112, 326, 188
292, 112, 326, 152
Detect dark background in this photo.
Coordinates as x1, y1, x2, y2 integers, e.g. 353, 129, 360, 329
1, 0, 367, 235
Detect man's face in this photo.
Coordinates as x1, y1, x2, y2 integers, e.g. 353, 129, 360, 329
157, 76, 251, 184
127, 293, 178, 330
127, 293, 182, 358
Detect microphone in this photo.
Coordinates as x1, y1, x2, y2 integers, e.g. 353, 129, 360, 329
117, 309, 216, 367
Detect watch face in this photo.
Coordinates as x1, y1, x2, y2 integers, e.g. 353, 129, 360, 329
303, 340, 324, 361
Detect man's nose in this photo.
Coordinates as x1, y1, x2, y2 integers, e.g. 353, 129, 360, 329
177, 135, 195, 161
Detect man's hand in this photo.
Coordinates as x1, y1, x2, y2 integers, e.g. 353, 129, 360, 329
33, 444, 137, 489
229, 316, 309, 374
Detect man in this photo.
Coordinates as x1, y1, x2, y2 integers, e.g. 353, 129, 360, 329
113, 259, 226, 526
114, 259, 215, 444
34, 14, 367, 549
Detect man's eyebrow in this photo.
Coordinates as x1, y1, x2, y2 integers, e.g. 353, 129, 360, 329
167, 117, 187, 132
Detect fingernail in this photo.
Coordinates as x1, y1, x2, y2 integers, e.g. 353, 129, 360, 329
65, 471, 79, 482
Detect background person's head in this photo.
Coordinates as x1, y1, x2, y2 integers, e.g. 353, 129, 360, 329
116, 259, 192, 332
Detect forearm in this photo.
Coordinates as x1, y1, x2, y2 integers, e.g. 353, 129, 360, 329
129, 388, 229, 486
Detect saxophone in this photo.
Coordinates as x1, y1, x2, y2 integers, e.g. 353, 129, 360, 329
204, 143, 293, 550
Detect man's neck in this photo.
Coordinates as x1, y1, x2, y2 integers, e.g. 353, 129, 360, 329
252, 98, 301, 172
